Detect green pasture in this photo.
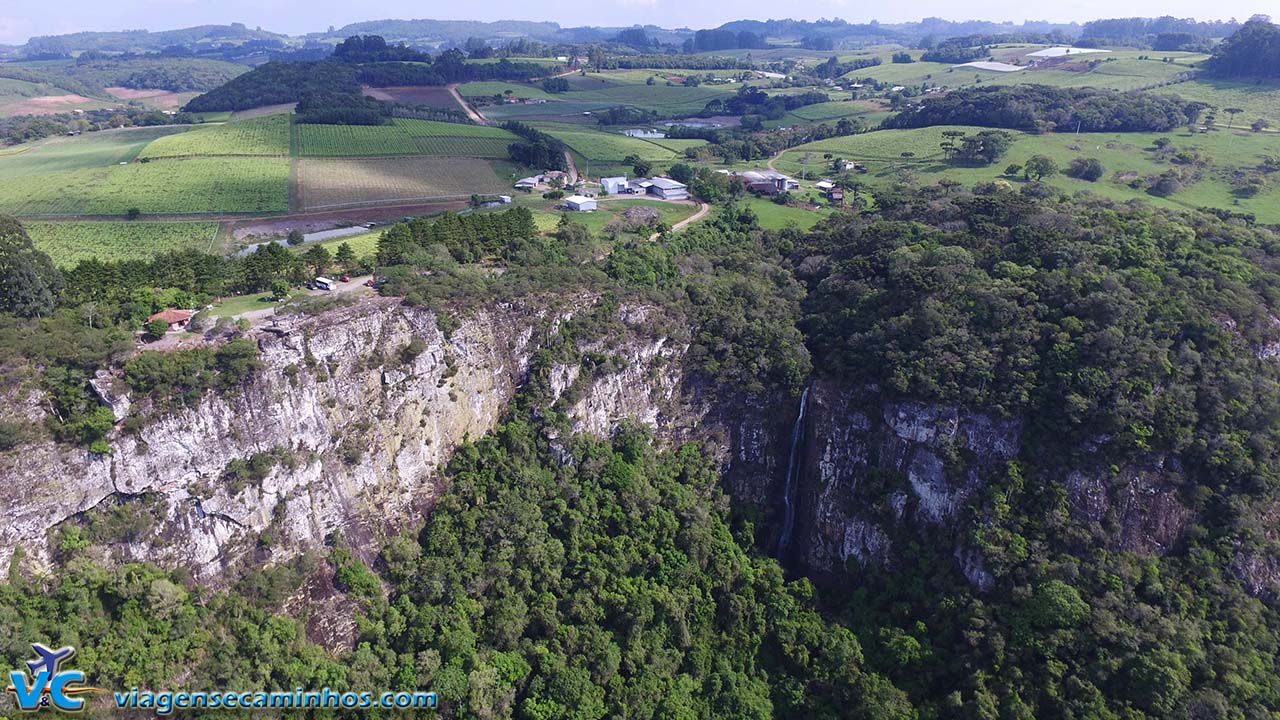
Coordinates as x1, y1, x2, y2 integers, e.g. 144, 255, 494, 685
293, 118, 517, 157
26, 220, 220, 266
136, 115, 290, 159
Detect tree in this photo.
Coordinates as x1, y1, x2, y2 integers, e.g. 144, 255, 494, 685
1004, 163, 1023, 177
1225, 107, 1244, 128
1253, 118, 1271, 132
1023, 154, 1059, 181
0, 215, 61, 318
287, 229, 305, 246
334, 242, 357, 270
270, 279, 290, 300
632, 159, 653, 177
1066, 157, 1105, 181
303, 245, 332, 276
125, 207, 142, 220
145, 319, 170, 337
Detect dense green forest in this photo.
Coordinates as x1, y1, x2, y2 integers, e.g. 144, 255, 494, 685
882, 85, 1207, 132
1206, 18, 1280, 78
0, 56, 248, 96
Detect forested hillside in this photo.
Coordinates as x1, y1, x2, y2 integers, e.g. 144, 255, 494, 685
1207, 18, 1280, 78
184, 37, 552, 112
882, 85, 1206, 133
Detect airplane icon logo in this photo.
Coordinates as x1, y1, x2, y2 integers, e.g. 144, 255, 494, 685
27, 644, 76, 679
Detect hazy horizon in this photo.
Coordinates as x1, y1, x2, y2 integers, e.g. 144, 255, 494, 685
0, 2, 1270, 46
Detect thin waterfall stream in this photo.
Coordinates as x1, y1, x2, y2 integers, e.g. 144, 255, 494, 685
776, 383, 811, 560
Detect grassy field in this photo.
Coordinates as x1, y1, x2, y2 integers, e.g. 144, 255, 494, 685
740, 196, 834, 230
136, 115, 291, 159
0, 157, 289, 215
294, 157, 510, 211
26, 221, 220, 266
539, 126, 687, 162
293, 119, 517, 157
776, 125, 1280, 222
459, 81, 561, 101
532, 198, 700, 235
1167, 78, 1280, 130
305, 228, 383, 257
0, 126, 190, 179
203, 291, 277, 318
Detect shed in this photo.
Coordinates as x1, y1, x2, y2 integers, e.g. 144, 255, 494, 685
565, 195, 597, 212
601, 176, 629, 195
646, 177, 688, 201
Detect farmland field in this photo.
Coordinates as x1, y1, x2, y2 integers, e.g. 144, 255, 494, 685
539, 127, 685, 162
458, 82, 560, 101
26, 221, 220, 266
788, 100, 893, 126
0, 157, 289, 215
294, 157, 509, 210
774, 125, 1280, 222
362, 86, 461, 109
136, 115, 291, 159
294, 119, 517, 157
0, 126, 190, 179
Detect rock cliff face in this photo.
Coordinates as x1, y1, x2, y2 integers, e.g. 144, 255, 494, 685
0, 297, 790, 586
1, 298, 543, 581
787, 379, 1205, 591
2, 297, 1228, 597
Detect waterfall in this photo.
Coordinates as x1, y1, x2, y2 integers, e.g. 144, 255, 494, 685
776, 383, 811, 560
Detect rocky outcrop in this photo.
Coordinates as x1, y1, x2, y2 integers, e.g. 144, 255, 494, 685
2, 297, 790, 587
789, 379, 1202, 592
2, 295, 1220, 599
793, 381, 1021, 580
2, 298, 542, 581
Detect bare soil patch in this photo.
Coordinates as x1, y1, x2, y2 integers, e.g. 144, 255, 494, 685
6, 94, 99, 115
361, 85, 461, 110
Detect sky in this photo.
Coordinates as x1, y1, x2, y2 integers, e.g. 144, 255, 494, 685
0, 0, 1268, 45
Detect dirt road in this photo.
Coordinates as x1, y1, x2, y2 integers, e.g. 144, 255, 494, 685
648, 202, 709, 241
447, 83, 487, 124
233, 275, 374, 325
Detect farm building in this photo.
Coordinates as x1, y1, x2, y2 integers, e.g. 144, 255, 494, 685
725, 170, 799, 195
148, 308, 194, 332
645, 178, 688, 201
514, 176, 540, 190
814, 180, 835, 191
565, 195, 597, 211
601, 176, 629, 195
826, 187, 845, 205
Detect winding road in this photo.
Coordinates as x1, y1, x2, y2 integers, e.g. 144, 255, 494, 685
648, 202, 709, 241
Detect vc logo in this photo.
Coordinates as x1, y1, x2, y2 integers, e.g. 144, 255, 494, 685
6, 644, 96, 712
